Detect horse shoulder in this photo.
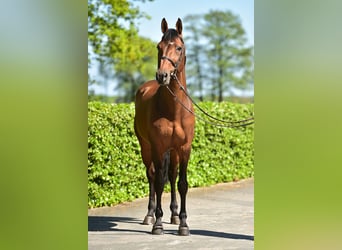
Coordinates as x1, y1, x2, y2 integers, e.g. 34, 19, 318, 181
136, 80, 159, 101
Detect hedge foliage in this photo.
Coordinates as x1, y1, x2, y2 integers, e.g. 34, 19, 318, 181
88, 101, 254, 208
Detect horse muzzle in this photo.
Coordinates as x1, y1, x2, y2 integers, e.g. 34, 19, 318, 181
156, 70, 174, 86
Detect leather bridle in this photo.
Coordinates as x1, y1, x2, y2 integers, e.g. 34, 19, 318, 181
159, 42, 185, 75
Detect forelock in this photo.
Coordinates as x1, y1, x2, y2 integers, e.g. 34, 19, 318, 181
162, 29, 184, 44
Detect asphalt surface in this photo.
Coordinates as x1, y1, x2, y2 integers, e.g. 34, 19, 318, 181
88, 178, 254, 250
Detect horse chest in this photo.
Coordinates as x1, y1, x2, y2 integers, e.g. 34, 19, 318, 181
152, 119, 186, 146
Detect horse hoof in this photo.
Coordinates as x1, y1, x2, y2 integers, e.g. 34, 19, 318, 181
152, 226, 164, 235
142, 216, 155, 225
170, 216, 180, 225
178, 226, 190, 236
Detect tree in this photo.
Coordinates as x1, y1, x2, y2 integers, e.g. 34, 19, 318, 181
114, 35, 157, 102
184, 14, 207, 101
203, 10, 253, 101
184, 10, 254, 102
88, 0, 156, 102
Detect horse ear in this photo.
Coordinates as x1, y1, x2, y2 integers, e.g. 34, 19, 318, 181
161, 18, 168, 34
176, 18, 183, 35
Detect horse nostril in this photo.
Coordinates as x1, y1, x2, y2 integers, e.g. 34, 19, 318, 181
156, 71, 170, 84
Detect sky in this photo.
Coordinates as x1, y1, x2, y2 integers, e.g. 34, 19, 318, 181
89, 0, 254, 96
134, 0, 254, 45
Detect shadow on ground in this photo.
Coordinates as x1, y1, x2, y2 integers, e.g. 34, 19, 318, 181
88, 216, 149, 234
190, 230, 254, 240
88, 216, 253, 241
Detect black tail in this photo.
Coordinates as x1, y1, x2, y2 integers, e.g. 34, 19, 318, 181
162, 150, 170, 185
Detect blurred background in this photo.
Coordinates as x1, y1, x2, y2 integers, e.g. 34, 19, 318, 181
88, 0, 254, 103
1, 0, 342, 249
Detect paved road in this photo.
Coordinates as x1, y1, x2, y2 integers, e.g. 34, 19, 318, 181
88, 178, 254, 250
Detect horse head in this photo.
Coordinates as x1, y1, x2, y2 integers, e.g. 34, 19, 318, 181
156, 18, 186, 86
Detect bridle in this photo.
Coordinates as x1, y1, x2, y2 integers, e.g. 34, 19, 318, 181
161, 52, 183, 70
159, 41, 185, 75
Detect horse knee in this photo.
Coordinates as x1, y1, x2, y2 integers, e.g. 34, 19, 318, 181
146, 164, 155, 179
178, 179, 188, 194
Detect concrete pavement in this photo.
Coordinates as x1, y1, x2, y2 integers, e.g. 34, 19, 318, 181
88, 178, 254, 250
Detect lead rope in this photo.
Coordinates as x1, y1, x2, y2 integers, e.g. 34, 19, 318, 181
165, 84, 254, 128
168, 75, 254, 128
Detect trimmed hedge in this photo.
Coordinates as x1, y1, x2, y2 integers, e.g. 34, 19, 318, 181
88, 101, 254, 208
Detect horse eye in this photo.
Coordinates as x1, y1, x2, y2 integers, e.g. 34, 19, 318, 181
176, 46, 182, 51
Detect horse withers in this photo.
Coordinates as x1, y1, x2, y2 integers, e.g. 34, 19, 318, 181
134, 18, 195, 236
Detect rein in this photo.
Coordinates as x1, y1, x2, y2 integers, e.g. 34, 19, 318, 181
166, 75, 255, 128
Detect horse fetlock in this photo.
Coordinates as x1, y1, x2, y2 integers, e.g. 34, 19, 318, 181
155, 208, 163, 219
179, 212, 187, 220
169, 201, 178, 212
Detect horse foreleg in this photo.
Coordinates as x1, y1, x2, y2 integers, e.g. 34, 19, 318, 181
152, 164, 165, 235
143, 167, 155, 225
178, 159, 190, 236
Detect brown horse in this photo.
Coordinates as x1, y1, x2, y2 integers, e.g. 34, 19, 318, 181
134, 18, 195, 236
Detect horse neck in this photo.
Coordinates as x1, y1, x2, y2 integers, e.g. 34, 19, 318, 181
171, 70, 187, 92
158, 70, 188, 120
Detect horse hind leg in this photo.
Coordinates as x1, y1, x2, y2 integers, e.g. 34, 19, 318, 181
178, 157, 190, 236
151, 150, 170, 235
169, 150, 180, 225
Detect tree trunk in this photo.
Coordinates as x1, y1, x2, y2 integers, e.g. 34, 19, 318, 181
195, 56, 204, 101
218, 68, 223, 102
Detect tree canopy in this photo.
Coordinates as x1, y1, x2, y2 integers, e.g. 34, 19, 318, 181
88, 0, 156, 101
185, 10, 254, 102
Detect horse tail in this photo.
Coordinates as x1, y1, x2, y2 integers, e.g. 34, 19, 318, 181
162, 150, 170, 185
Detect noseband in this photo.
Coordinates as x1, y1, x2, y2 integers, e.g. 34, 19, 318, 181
161, 54, 182, 69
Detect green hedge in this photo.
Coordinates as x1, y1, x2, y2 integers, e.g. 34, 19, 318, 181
88, 101, 254, 208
